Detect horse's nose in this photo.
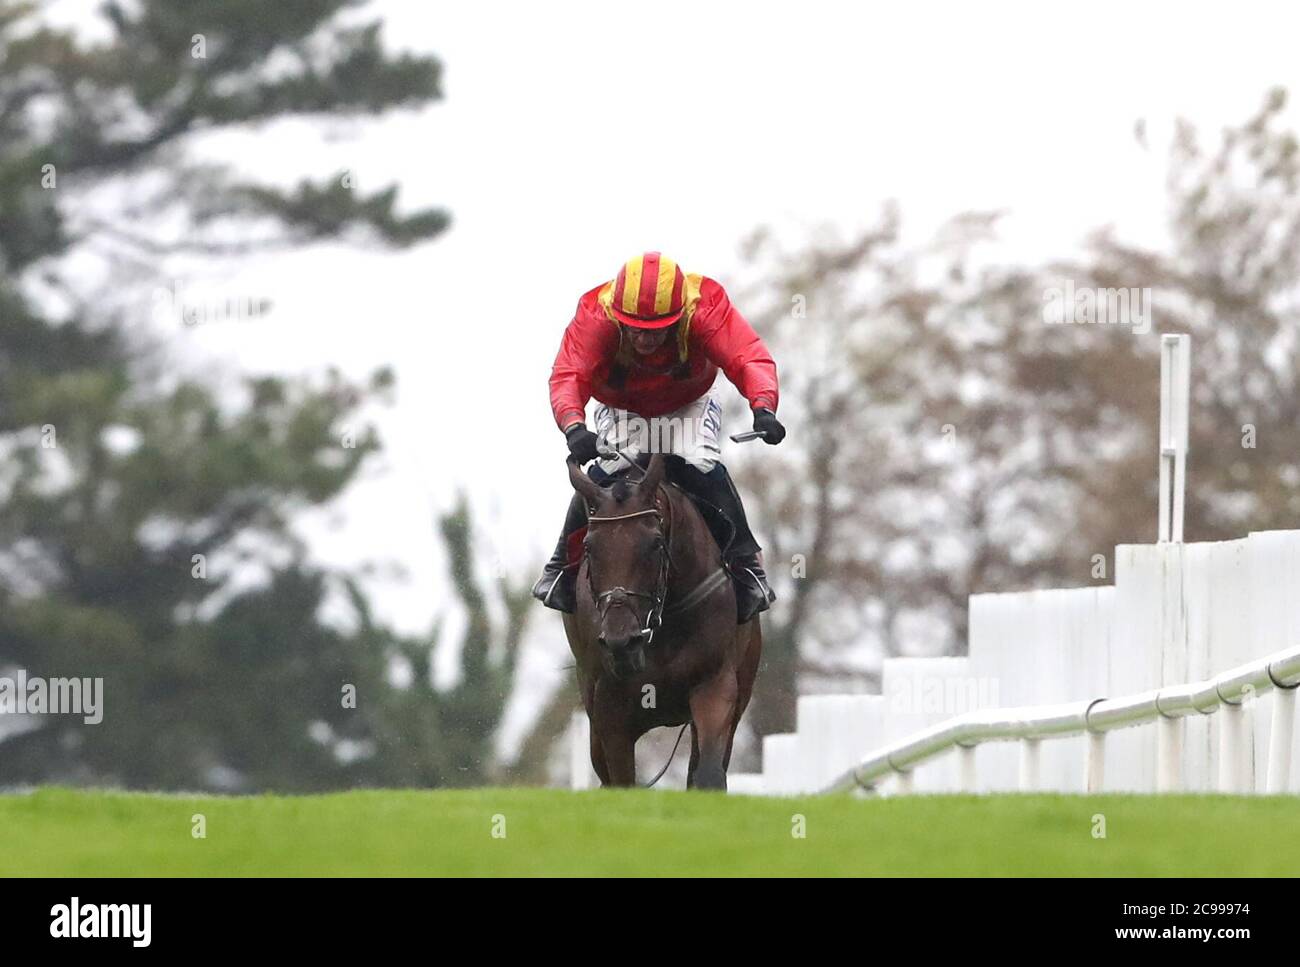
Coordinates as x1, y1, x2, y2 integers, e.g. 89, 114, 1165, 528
599, 634, 647, 679
598, 632, 644, 652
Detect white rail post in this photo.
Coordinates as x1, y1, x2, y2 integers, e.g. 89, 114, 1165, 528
569, 711, 595, 790
1084, 731, 1106, 793
1218, 702, 1248, 793
1157, 334, 1191, 543
1243, 694, 1258, 793
958, 745, 977, 793
1156, 716, 1183, 792
894, 770, 914, 795
1019, 738, 1041, 792
1266, 687, 1297, 794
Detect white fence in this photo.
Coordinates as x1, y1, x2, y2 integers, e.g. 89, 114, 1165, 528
718, 529, 1300, 796
824, 643, 1300, 795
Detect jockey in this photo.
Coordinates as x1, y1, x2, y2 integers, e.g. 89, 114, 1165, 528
532, 251, 786, 624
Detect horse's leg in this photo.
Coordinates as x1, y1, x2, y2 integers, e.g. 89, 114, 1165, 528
725, 622, 761, 773
689, 669, 739, 791
686, 725, 701, 789
591, 679, 637, 787
723, 716, 738, 772
589, 722, 611, 786
732, 620, 761, 720
599, 730, 637, 787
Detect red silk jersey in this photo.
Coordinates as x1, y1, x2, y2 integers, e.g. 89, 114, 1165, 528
549, 274, 779, 431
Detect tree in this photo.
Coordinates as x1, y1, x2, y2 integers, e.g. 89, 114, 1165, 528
0, 1, 529, 791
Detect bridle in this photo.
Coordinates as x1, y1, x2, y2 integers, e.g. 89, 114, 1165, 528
582, 472, 735, 646
584, 506, 671, 646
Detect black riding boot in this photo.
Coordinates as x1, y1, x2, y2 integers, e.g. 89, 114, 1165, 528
666, 460, 776, 624
531, 492, 588, 612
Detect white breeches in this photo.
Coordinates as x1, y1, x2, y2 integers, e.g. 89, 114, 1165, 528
593, 387, 723, 474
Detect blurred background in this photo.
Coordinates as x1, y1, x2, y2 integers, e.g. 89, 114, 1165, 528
4, 0, 1300, 791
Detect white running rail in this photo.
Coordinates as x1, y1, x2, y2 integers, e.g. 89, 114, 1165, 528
823, 645, 1300, 795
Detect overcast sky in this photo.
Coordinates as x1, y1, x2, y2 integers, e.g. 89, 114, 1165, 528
128, 0, 1300, 747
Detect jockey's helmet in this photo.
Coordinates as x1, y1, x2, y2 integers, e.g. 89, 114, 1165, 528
608, 252, 687, 329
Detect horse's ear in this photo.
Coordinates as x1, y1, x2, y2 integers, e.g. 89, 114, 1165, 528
567, 456, 603, 506
639, 452, 665, 498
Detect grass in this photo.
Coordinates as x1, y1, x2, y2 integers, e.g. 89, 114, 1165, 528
1, 787, 1298, 876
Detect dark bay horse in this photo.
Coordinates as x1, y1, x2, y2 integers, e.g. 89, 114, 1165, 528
562, 451, 761, 790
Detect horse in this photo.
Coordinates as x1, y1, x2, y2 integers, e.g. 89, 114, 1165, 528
561, 451, 762, 790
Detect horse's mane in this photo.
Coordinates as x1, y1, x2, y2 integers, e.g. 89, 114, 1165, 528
598, 461, 690, 528
609, 476, 635, 503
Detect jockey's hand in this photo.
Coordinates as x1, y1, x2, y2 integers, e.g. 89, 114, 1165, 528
752, 408, 786, 445
564, 423, 601, 463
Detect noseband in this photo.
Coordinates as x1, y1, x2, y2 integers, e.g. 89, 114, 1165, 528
585, 507, 670, 646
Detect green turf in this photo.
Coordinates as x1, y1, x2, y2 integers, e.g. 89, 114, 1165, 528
2, 787, 1298, 876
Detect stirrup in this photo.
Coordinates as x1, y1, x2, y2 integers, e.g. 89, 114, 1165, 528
532, 564, 578, 613
731, 562, 774, 623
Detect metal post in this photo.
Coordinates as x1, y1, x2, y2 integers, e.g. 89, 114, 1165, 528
570, 711, 594, 790
1267, 687, 1297, 794
1019, 738, 1041, 792
1156, 716, 1183, 792
894, 770, 914, 795
1158, 334, 1191, 543
1218, 702, 1247, 794
1084, 732, 1106, 793
958, 745, 977, 792
1242, 697, 1257, 794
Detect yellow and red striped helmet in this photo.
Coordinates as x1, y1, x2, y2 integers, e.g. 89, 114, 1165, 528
608, 252, 687, 329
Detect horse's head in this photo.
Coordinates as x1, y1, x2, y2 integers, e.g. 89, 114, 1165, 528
568, 452, 669, 680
